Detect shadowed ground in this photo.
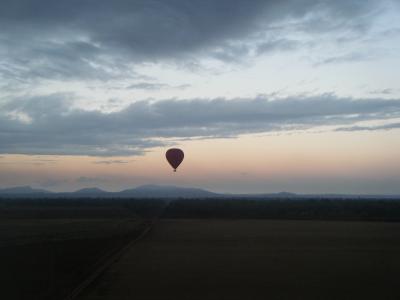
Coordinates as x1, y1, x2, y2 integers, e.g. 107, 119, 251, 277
77, 219, 400, 300
0, 218, 142, 300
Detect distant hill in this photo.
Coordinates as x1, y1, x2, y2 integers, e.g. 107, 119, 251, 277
0, 186, 51, 195
0, 184, 218, 198
0, 185, 399, 199
119, 185, 218, 198
72, 187, 108, 195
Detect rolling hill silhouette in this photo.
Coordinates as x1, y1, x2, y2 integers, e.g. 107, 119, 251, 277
0, 185, 399, 199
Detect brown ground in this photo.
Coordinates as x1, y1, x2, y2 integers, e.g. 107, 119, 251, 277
0, 218, 141, 300
77, 219, 400, 300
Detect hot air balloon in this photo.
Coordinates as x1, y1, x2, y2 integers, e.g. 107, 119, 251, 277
166, 148, 184, 172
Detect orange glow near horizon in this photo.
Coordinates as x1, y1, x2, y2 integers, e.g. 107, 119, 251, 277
1, 129, 400, 193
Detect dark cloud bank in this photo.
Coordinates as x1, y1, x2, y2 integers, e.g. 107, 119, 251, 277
1, 94, 400, 156
0, 0, 380, 82
0, 0, 396, 157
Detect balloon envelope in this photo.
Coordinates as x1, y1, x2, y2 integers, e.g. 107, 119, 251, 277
166, 148, 184, 171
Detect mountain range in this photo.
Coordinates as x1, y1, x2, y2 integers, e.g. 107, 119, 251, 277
0, 184, 217, 198
0, 185, 399, 199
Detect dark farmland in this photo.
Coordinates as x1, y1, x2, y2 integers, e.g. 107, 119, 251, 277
0, 199, 165, 300
78, 219, 400, 300
1, 197, 400, 300
162, 198, 400, 221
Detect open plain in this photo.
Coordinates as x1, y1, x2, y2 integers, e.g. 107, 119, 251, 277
78, 219, 400, 300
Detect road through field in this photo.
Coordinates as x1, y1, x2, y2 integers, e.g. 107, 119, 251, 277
77, 219, 400, 300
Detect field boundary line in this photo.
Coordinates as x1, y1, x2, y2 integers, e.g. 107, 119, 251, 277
63, 219, 156, 300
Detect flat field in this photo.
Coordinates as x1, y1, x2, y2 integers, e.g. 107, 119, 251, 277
0, 217, 142, 300
79, 219, 400, 300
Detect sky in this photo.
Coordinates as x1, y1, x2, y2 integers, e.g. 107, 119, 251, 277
1, 0, 400, 194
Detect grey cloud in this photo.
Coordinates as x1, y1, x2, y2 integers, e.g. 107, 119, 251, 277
336, 123, 400, 132
0, 0, 382, 82
93, 160, 131, 165
0, 38, 116, 82
0, 158, 56, 166
256, 39, 303, 55
380, 27, 400, 38
175, 84, 192, 90
369, 89, 396, 95
1, 94, 400, 156
126, 82, 191, 91
127, 82, 169, 90
211, 43, 252, 63
316, 52, 371, 65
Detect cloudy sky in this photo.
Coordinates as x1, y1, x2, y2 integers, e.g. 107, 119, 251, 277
1, 0, 400, 193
